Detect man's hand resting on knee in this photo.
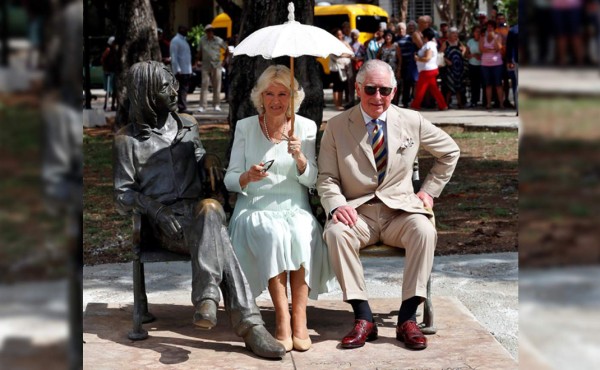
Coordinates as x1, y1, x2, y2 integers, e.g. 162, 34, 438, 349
332, 205, 358, 227
416, 191, 434, 210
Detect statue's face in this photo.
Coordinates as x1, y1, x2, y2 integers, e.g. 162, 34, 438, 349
155, 71, 178, 113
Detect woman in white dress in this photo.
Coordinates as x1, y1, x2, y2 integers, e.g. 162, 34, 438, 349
224, 65, 335, 352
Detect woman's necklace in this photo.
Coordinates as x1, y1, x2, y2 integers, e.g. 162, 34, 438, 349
262, 114, 287, 143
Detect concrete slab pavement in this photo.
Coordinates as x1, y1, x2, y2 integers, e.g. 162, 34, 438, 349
84, 297, 515, 369
520, 267, 600, 369
85, 88, 520, 131
520, 67, 600, 97
83, 253, 518, 368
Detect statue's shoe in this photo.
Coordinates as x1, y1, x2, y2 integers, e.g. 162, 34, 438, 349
244, 325, 286, 359
193, 299, 217, 330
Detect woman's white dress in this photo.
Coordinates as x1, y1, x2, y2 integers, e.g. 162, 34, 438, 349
224, 114, 336, 299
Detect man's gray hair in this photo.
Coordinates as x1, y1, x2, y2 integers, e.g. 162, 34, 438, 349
356, 60, 397, 88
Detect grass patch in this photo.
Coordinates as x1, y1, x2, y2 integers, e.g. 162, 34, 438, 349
83, 123, 519, 264
493, 207, 511, 217
520, 97, 600, 140
0, 107, 70, 281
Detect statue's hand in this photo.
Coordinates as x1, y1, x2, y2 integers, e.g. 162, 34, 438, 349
156, 207, 183, 239
202, 153, 224, 193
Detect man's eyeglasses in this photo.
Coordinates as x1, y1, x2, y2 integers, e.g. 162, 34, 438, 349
362, 85, 394, 97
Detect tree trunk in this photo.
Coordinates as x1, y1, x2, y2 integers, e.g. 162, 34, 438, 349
400, 0, 408, 23
227, 0, 323, 159
434, 0, 453, 24
458, 0, 478, 34
114, 0, 161, 128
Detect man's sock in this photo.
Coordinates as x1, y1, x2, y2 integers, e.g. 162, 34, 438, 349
397, 296, 422, 325
348, 299, 373, 322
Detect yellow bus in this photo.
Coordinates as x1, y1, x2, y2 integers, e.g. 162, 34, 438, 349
314, 4, 388, 47
314, 3, 388, 77
210, 4, 388, 82
211, 12, 232, 40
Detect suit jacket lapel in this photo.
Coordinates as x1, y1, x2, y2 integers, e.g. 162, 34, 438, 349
347, 107, 376, 169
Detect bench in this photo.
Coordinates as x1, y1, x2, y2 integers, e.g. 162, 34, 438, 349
128, 212, 190, 340
126, 155, 436, 340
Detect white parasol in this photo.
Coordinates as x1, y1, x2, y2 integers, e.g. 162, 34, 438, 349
233, 2, 353, 134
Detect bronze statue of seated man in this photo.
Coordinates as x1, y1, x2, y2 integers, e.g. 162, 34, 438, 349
113, 60, 285, 359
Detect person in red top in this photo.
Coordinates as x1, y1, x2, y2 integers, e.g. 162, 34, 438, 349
100, 36, 118, 111
157, 28, 171, 65
410, 28, 448, 111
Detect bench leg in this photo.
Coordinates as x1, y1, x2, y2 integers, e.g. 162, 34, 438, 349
128, 259, 148, 340
140, 263, 155, 324
420, 275, 437, 334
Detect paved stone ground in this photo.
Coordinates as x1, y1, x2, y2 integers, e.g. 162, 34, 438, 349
84, 88, 520, 131
80, 253, 518, 369
520, 67, 600, 97
83, 296, 516, 369
520, 267, 600, 370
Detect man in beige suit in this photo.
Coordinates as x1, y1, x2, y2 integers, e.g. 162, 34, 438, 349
317, 60, 459, 350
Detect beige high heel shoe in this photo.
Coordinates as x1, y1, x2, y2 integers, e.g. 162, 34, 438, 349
277, 337, 293, 352
292, 335, 312, 351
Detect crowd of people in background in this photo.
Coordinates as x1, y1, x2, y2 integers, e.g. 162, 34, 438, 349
98, 0, 600, 114
330, 8, 521, 111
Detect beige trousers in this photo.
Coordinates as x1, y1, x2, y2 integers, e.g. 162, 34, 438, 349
323, 202, 436, 302
200, 66, 222, 109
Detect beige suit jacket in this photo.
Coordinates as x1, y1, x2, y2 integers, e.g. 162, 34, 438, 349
317, 105, 460, 217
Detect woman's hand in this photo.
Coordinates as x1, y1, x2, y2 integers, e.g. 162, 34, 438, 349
287, 135, 307, 174
239, 162, 269, 188
287, 135, 302, 158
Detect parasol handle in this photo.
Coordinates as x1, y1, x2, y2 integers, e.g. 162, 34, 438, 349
289, 57, 295, 136
288, 2, 295, 136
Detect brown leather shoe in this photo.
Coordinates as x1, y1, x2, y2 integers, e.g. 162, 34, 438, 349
341, 319, 378, 349
396, 320, 427, 350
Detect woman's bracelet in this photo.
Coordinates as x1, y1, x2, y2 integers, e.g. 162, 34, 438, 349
297, 159, 307, 174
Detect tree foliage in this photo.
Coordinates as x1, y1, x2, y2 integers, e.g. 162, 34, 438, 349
433, 0, 518, 34
434, 0, 479, 33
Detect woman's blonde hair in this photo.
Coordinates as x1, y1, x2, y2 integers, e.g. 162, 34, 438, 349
250, 64, 305, 117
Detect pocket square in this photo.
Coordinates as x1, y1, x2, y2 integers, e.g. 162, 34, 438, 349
399, 138, 415, 150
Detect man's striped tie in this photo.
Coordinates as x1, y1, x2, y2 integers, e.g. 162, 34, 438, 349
371, 119, 387, 183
